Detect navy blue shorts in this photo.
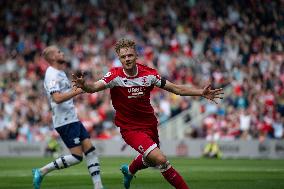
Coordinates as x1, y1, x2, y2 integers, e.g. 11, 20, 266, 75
55, 121, 90, 148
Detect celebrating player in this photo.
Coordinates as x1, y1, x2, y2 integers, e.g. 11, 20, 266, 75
32, 46, 103, 189
72, 39, 223, 189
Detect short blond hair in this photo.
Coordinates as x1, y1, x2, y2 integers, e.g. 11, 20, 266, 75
114, 38, 136, 54
42, 45, 57, 62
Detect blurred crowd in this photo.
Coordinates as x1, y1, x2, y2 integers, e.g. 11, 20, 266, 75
0, 0, 283, 143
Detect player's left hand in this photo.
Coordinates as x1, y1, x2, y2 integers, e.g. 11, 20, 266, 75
202, 84, 224, 104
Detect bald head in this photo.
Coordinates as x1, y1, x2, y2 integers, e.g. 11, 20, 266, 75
42, 46, 65, 66
42, 46, 59, 63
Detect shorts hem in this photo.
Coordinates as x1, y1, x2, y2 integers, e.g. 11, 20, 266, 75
143, 143, 157, 158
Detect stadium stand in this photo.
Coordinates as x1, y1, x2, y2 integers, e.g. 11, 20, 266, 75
0, 0, 283, 142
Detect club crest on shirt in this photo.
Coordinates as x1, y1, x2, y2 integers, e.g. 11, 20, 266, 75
104, 72, 112, 78
142, 76, 150, 86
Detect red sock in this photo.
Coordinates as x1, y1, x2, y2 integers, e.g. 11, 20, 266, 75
162, 167, 190, 189
129, 154, 148, 174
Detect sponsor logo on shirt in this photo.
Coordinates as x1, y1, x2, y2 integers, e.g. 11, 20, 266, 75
48, 80, 57, 88
127, 87, 145, 98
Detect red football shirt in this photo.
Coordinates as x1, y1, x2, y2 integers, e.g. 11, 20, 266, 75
100, 63, 163, 130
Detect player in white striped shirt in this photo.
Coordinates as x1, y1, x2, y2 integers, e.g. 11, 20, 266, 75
32, 46, 103, 189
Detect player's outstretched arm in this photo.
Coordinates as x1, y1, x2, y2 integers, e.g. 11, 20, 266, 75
163, 80, 224, 104
72, 73, 106, 93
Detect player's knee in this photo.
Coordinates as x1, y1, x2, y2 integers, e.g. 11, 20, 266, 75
84, 146, 96, 156
158, 160, 172, 172
155, 154, 168, 166
72, 154, 83, 163
144, 152, 167, 167
53, 154, 83, 169
142, 156, 155, 167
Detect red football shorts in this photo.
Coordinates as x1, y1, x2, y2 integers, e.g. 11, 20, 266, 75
120, 127, 160, 157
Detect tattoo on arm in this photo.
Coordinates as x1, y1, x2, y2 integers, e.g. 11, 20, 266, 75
83, 84, 96, 93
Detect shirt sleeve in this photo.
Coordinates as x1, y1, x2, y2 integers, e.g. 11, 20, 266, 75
152, 69, 163, 87
99, 68, 118, 88
45, 73, 60, 94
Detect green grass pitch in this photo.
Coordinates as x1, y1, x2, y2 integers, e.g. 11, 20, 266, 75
0, 157, 284, 189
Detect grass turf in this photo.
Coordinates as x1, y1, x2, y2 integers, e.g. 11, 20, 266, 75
0, 157, 284, 189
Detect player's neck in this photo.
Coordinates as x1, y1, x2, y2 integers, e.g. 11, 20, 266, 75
50, 62, 64, 70
51, 65, 60, 70
123, 65, 138, 77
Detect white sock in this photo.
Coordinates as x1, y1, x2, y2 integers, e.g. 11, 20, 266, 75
85, 147, 103, 187
40, 154, 82, 175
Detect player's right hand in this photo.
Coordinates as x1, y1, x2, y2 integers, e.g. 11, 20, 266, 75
72, 87, 84, 94
72, 72, 85, 90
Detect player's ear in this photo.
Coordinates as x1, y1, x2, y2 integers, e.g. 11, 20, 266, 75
49, 52, 56, 62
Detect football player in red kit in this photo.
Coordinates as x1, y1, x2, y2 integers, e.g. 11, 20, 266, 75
72, 39, 223, 189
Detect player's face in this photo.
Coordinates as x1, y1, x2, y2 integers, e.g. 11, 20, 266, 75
53, 48, 65, 63
118, 47, 137, 71
47, 47, 64, 62
49, 47, 66, 68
